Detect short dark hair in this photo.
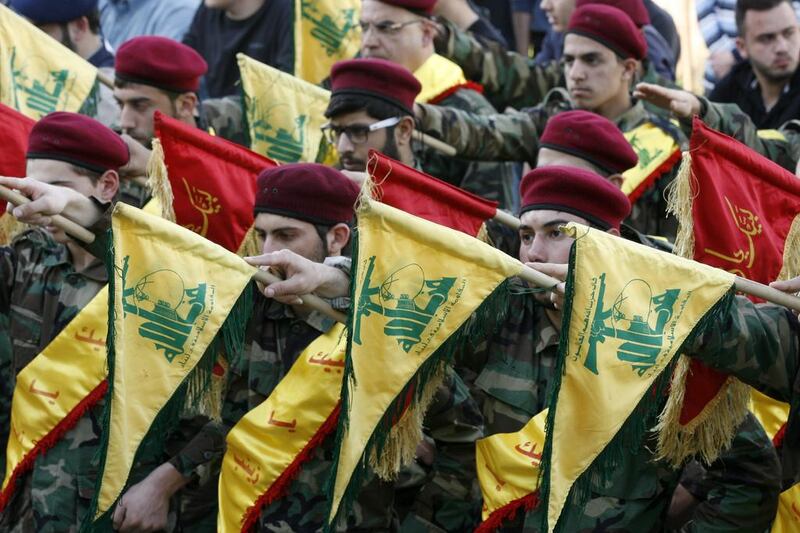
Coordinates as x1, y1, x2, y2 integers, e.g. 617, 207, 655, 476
313, 222, 353, 256
735, 0, 792, 33
324, 94, 407, 120
69, 163, 104, 184
85, 8, 101, 34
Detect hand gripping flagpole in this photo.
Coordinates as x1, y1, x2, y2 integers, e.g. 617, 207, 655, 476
0, 184, 348, 323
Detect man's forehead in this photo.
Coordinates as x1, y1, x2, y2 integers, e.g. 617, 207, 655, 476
112, 83, 163, 102
744, 5, 798, 37
563, 33, 614, 57
520, 209, 587, 228
254, 212, 314, 231
360, 0, 411, 20
329, 109, 380, 125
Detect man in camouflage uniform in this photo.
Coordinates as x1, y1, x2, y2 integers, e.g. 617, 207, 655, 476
112, 36, 247, 206
432, 0, 676, 117
684, 278, 800, 491
634, 80, 800, 173
477, 165, 780, 532
357, 0, 516, 209
417, 4, 686, 239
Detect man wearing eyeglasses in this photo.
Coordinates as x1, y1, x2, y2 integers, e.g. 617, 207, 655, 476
355, 0, 516, 210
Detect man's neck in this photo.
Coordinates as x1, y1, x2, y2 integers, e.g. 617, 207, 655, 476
594, 91, 633, 122
755, 70, 790, 112
66, 241, 97, 274
75, 33, 104, 62
225, 0, 265, 20
398, 145, 415, 168
407, 46, 435, 74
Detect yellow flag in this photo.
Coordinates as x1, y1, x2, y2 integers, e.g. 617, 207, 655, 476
294, 0, 360, 84
541, 223, 735, 532
238, 54, 329, 163
218, 323, 346, 532
622, 123, 681, 202
475, 409, 548, 530
327, 198, 523, 527
92, 203, 256, 522
0, 5, 98, 120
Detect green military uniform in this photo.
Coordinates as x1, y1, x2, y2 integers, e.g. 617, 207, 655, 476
432, 19, 676, 118
0, 228, 222, 532
686, 296, 800, 490
417, 90, 685, 238
415, 84, 516, 210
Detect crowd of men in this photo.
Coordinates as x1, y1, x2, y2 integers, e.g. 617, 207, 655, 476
1, 0, 800, 531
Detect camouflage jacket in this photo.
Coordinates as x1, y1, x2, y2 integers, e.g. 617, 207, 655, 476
688, 97, 800, 173
686, 296, 800, 490
415, 84, 516, 210
433, 19, 676, 118
218, 283, 485, 532
417, 94, 685, 238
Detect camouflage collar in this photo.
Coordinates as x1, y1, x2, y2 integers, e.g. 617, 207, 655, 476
262, 293, 335, 334
614, 99, 649, 132
534, 303, 560, 354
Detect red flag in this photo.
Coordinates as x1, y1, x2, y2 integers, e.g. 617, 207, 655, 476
153, 111, 277, 253
367, 149, 498, 237
660, 117, 800, 462
0, 103, 35, 216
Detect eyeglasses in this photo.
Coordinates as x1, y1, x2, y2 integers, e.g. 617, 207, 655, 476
358, 19, 425, 35
321, 117, 401, 145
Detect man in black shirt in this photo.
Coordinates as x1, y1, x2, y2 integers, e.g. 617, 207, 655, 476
709, 0, 800, 129
183, 0, 294, 98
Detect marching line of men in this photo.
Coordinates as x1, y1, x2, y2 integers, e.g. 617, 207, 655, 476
1, 0, 800, 532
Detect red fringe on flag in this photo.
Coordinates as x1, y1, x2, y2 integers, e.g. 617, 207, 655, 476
475, 490, 541, 533
428, 82, 484, 105
774, 423, 787, 449
241, 402, 342, 532
0, 379, 108, 511
627, 148, 682, 204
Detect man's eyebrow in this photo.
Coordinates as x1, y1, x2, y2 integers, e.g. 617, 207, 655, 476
542, 219, 571, 229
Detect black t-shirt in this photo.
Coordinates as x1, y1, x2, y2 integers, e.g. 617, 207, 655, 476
183, 0, 294, 98
710, 60, 800, 130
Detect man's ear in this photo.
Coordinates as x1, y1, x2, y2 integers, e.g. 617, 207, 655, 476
606, 227, 621, 237
735, 36, 748, 59
394, 116, 415, 147
67, 16, 90, 43
622, 58, 639, 82
326, 223, 351, 256
607, 173, 625, 189
95, 169, 120, 202
174, 92, 199, 122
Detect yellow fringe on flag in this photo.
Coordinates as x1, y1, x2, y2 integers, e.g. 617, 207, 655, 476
0, 212, 26, 245
145, 138, 175, 223
235, 224, 262, 258
657, 151, 750, 467
778, 213, 800, 282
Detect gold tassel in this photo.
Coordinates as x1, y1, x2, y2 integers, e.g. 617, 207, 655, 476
778, 213, 800, 282
370, 362, 447, 480
0, 212, 27, 245
655, 356, 751, 466
658, 150, 751, 466
146, 138, 176, 222
236, 224, 262, 258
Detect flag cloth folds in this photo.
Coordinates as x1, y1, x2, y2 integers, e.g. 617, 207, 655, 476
325, 198, 524, 528
238, 54, 329, 163
621, 123, 681, 202
89, 203, 257, 525
294, 0, 360, 84
0, 5, 98, 120
474, 409, 548, 533
540, 222, 735, 532
218, 323, 347, 532
366, 150, 498, 237
0, 103, 35, 244
150, 110, 277, 255
661, 118, 800, 532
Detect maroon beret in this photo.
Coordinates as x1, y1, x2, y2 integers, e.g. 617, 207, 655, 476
330, 58, 421, 116
519, 165, 631, 230
254, 163, 360, 225
575, 0, 650, 27
566, 4, 647, 60
115, 36, 208, 93
27, 112, 129, 173
540, 110, 638, 175
374, 0, 436, 15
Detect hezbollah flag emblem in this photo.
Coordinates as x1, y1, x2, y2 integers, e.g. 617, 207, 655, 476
325, 198, 524, 528
89, 203, 256, 527
0, 5, 98, 119
538, 223, 735, 532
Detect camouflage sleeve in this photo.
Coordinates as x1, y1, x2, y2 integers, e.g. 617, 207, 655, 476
416, 103, 544, 164
202, 96, 249, 147
435, 19, 563, 111
687, 296, 800, 403
677, 412, 781, 532
695, 97, 800, 172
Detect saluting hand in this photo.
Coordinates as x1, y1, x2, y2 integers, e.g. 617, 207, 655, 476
633, 83, 702, 119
